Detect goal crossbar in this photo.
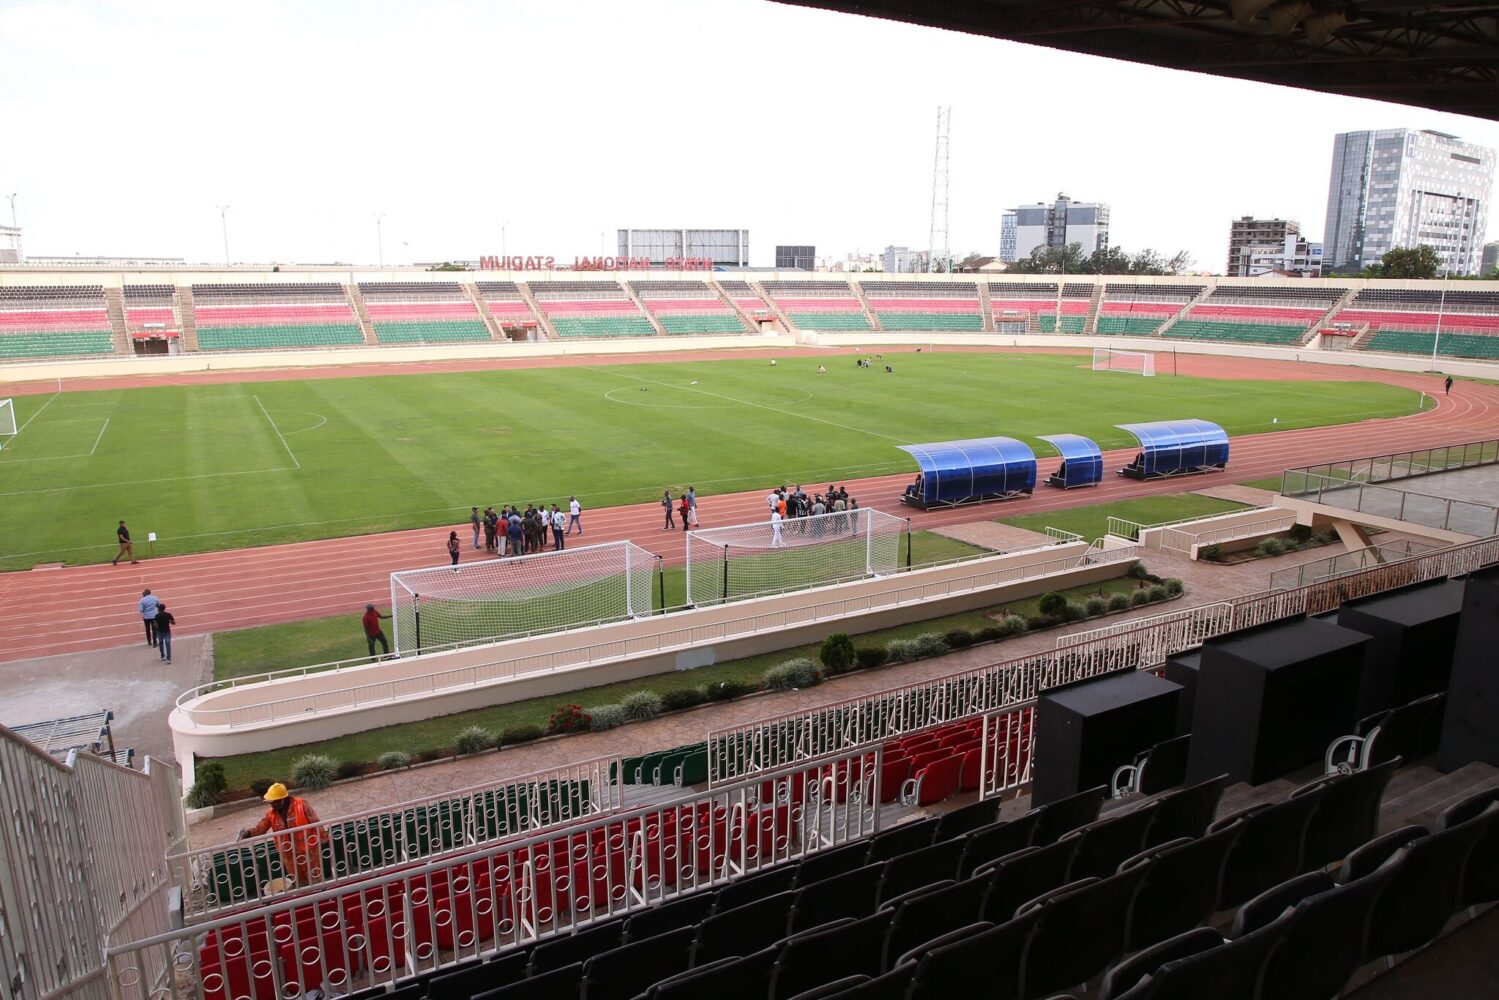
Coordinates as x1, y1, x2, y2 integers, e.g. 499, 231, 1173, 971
1092, 347, 1156, 376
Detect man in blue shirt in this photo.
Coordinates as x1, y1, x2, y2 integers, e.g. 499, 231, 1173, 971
138, 589, 160, 646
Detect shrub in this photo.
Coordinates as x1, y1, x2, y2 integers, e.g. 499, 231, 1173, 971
975, 625, 1004, 642
620, 690, 663, 721
998, 614, 1028, 636
1254, 538, 1288, 557
914, 633, 949, 658
885, 637, 922, 663
335, 760, 367, 781
1164, 578, 1184, 596
1028, 614, 1059, 631
854, 646, 888, 670
819, 633, 856, 673
376, 751, 411, 771
248, 777, 275, 798
546, 703, 591, 735
587, 705, 627, 731
706, 680, 756, 702
1128, 563, 1152, 580
186, 762, 227, 809
764, 658, 821, 691
1063, 602, 1088, 623
1108, 593, 1132, 612
1147, 585, 1169, 603
413, 748, 447, 764
1085, 597, 1109, 617
1288, 523, 1314, 543
453, 726, 492, 755
1037, 591, 1068, 618
1130, 590, 1151, 607
1200, 544, 1224, 562
291, 754, 337, 791
499, 725, 543, 746
943, 627, 975, 649
661, 688, 707, 712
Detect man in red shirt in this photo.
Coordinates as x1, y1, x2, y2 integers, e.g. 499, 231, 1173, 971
362, 603, 391, 659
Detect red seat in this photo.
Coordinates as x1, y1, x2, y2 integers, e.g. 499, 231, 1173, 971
904, 755, 963, 807
958, 747, 984, 793
879, 756, 913, 804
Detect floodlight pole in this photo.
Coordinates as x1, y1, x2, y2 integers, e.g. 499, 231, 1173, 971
216, 205, 231, 265
6, 193, 16, 228
375, 214, 387, 268
1429, 269, 1449, 372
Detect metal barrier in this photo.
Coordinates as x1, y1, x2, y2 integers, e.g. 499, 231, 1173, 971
978, 703, 1036, 801
1267, 538, 1441, 591
1281, 438, 1499, 497
1057, 602, 1236, 659
173, 755, 624, 921
104, 747, 882, 1000
1280, 472, 1499, 536
1157, 512, 1294, 555
1105, 509, 1262, 543
1044, 527, 1083, 544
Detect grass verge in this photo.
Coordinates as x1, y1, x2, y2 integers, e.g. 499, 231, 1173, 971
998, 493, 1248, 542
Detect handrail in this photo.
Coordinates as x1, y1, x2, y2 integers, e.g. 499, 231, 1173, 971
1106, 506, 1274, 542
1280, 437, 1499, 496
1158, 513, 1294, 554
1286, 471, 1499, 536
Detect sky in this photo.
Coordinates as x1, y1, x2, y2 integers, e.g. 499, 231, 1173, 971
2, 0, 1497, 272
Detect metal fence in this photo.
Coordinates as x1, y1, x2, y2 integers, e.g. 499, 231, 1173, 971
978, 703, 1036, 801
173, 755, 624, 921
1280, 473, 1499, 537
1157, 512, 1294, 556
105, 747, 882, 1000
1280, 438, 1499, 496
1267, 539, 1442, 591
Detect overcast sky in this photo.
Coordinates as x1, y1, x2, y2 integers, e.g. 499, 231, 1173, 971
2, 0, 1497, 271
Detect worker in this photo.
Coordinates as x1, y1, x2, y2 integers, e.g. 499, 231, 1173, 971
238, 782, 325, 887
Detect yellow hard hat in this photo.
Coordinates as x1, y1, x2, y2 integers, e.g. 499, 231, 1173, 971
263, 783, 289, 802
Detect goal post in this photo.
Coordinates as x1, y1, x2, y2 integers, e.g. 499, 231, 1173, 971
0, 399, 15, 449
685, 507, 905, 608
389, 540, 657, 655
1092, 347, 1156, 376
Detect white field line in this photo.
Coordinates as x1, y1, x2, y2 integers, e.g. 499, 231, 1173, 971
254, 394, 301, 469
88, 417, 110, 456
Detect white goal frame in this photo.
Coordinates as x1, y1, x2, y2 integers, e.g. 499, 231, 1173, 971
0, 399, 14, 449
1092, 347, 1156, 377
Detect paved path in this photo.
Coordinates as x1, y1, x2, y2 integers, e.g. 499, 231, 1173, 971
929, 521, 1055, 550
2, 352, 1492, 664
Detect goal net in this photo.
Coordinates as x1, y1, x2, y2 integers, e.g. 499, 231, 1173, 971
686, 507, 905, 607
0, 400, 14, 448
390, 540, 656, 655
1092, 347, 1156, 376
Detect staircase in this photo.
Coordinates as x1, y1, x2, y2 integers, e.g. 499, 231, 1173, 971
515, 282, 559, 341
1155, 285, 1212, 338
345, 285, 378, 345
103, 287, 129, 355
708, 279, 759, 334
620, 281, 667, 336
1084, 281, 1106, 334
977, 282, 996, 332
1350, 324, 1376, 350
1302, 286, 1358, 347
178, 285, 200, 352
461, 284, 505, 341
752, 281, 797, 336
849, 281, 884, 332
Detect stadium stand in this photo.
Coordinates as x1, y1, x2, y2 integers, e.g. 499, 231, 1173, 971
474, 281, 541, 334
760, 280, 873, 331
1167, 286, 1341, 346
358, 283, 492, 344
632, 281, 748, 335
1096, 283, 1203, 336
1334, 288, 1499, 360
985, 281, 1059, 333
714, 279, 776, 326
191, 283, 364, 351
859, 281, 984, 332
528, 281, 656, 338
122, 284, 181, 336
0, 284, 116, 358
1036, 283, 1093, 334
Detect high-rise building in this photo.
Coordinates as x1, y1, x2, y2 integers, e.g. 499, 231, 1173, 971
616, 229, 749, 268
775, 245, 815, 271
881, 245, 930, 273
999, 212, 1017, 263
1482, 240, 1499, 276
0, 224, 20, 265
1005, 194, 1110, 262
1226, 217, 1322, 277
1322, 129, 1495, 276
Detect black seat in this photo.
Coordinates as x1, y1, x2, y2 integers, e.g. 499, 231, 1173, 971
833, 965, 915, 999
1018, 865, 1150, 998
978, 839, 1078, 924
582, 925, 695, 1000
865, 818, 938, 862
1291, 755, 1400, 869
933, 797, 1004, 841
429, 952, 529, 1000
1332, 693, 1445, 771
790, 862, 884, 932
1438, 786, 1499, 905
1142, 775, 1227, 847
1097, 926, 1221, 1000
784, 976, 870, 1000
771, 910, 892, 999
795, 842, 870, 887
956, 814, 1038, 877
1032, 785, 1106, 844
1137, 735, 1192, 795
1113, 910, 1294, 1000
878, 878, 953, 915
890, 921, 991, 970
643, 948, 777, 1000
902, 911, 1039, 1000
882, 876, 991, 970
877, 838, 965, 904
1213, 784, 1326, 908
1061, 803, 1158, 880
1231, 871, 1333, 937
625, 891, 715, 942
713, 864, 798, 912
1122, 819, 1242, 950
1345, 803, 1498, 958
473, 961, 582, 1000
692, 890, 796, 965
530, 918, 626, 974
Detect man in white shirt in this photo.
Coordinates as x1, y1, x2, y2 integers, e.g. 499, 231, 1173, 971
567, 496, 582, 535
770, 509, 784, 548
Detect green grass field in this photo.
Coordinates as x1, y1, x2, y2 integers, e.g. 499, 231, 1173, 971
0, 352, 1419, 569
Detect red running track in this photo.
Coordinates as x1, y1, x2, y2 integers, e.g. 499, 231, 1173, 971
0, 350, 1492, 664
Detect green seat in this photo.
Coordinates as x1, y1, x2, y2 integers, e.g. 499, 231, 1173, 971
1367, 329, 1499, 360
0, 331, 114, 358
550, 315, 656, 338
1037, 314, 1086, 333
1164, 320, 1305, 345
875, 311, 983, 331
197, 324, 364, 350
787, 311, 873, 331
676, 749, 710, 786
1096, 315, 1166, 335
659, 313, 746, 334
374, 320, 491, 343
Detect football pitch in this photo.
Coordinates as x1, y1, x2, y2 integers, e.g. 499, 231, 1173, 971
0, 352, 1421, 570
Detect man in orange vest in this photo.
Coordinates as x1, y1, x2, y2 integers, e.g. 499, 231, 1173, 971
238, 782, 325, 886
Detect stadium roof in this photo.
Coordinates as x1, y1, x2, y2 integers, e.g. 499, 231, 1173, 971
777, 1, 1499, 121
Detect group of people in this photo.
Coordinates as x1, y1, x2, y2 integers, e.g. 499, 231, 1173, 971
137, 588, 178, 663
767, 483, 860, 547
661, 487, 700, 531
456, 496, 584, 566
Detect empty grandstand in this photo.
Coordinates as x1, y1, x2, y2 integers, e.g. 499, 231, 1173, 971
1335, 288, 1499, 361
528, 280, 656, 338
1167, 285, 1343, 346
122, 284, 181, 346
191, 283, 364, 351
1096, 282, 1204, 336
986, 281, 1059, 333
714, 279, 776, 328
761, 279, 873, 331
632, 281, 748, 335
860, 280, 983, 331
1039, 282, 1093, 333
473, 281, 541, 337
0, 284, 115, 358
358, 282, 492, 344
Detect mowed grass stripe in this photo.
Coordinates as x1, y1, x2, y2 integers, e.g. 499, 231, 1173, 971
0, 353, 1420, 569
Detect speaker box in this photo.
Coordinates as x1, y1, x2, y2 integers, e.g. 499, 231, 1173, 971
1336, 578, 1464, 717
1186, 617, 1368, 786
1033, 668, 1181, 807
1438, 566, 1499, 772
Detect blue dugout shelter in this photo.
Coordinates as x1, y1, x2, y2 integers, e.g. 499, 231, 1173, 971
898, 437, 1036, 509
1115, 419, 1229, 480
1037, 434, 1103, 489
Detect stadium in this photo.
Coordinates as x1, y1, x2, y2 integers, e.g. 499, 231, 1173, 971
4, 4, 1499, 1000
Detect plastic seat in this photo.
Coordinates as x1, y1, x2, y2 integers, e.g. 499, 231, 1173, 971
770, 910, 892, 999
1110, 911, 1293, 1000
1213, 784, 1326, 908
901, 912, 1038, 1000
1032, 785, 1106, 844
530, 918, 626, 974
712, 864, 798, 913
901, 755, 963, 807
790, 862, 884, 932
795, 842, 869, 888
877, 839, 965, 904
864, 818, 938, 862
1438, 786, 1499, 904
1061, 803, 1158, 880
641, 948, 776, 1000
881, 876, 991, 970
1142, 775, 1227, 847
691, 890, 796, 966
957, 814, 1039, 878
832, 965, 915, 999
1097, 926, 1221, 1000
783, 976, 870, 1000
933, 798, 1003, 841
1326, 694, 1444, 773
1017, 865, 1150, 998
473, 960, 582, 1000
1121, 819, 1243, 950
624, 891, 715, 942
1292, 756, 1401, 868
428, 952, 529, 1000
581, 925, 694, 1000
978, 839, 1079, 924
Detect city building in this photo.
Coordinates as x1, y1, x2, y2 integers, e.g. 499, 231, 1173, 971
1226, 218, 1323, 278
999, 212, 1017, 263
616, 229, 749, 268
822, 252, 882, 272
775, 245, 815, 271
1323, 129, 1495, 275
1004, 194, 1110, 261
0, 224, 20, 264
881, 245, 930, 273
1482, 240, 1499, 275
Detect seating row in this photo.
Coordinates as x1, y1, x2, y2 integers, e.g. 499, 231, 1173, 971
1164, 321, 1304, 345
1038, 316, 1086, 334
0, 331, 115, 358
550, 317, 656, 338
197, 325, 365, 351
1364, 330, 1499, 360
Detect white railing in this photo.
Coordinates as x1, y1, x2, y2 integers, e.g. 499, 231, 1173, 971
1045, 527, 1083, 544
172, 755, 624, 921
1056, 602, 1235, 657
1286, 473, 1499, 537
1105, 508, 1265, 542
104, 747, 883, 1000
978, 703, 1036, 801
177, 546, 1129, 731
1158, 513, 1294, 555
1266, 539, 1441, 591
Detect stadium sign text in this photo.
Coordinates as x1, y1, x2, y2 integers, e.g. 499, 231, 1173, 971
479, 255, 715, 271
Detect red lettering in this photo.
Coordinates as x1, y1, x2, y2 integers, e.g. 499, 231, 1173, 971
544, 256, 555, 270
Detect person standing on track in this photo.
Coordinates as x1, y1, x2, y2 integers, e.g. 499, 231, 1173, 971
770, 507, 785, 548
551, 504, 566, 551
470, 506, 482, 549
507, 511, 523, 556
362, 604, 391, 659
679, 494, 691, 533
447, 530, 461, 568
1445, 375, 1454, 396
112, 520, 139, 565
687, 486, 699, 527
567, 496, 583, 535
662, 489, 675, 530
154, 602, 176, 664
138, 589, 159, 646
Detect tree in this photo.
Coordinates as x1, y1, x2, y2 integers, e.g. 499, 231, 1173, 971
1008, 242, 1086, 274
427, 261, 470, 272
1362, 245, 1441, 279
